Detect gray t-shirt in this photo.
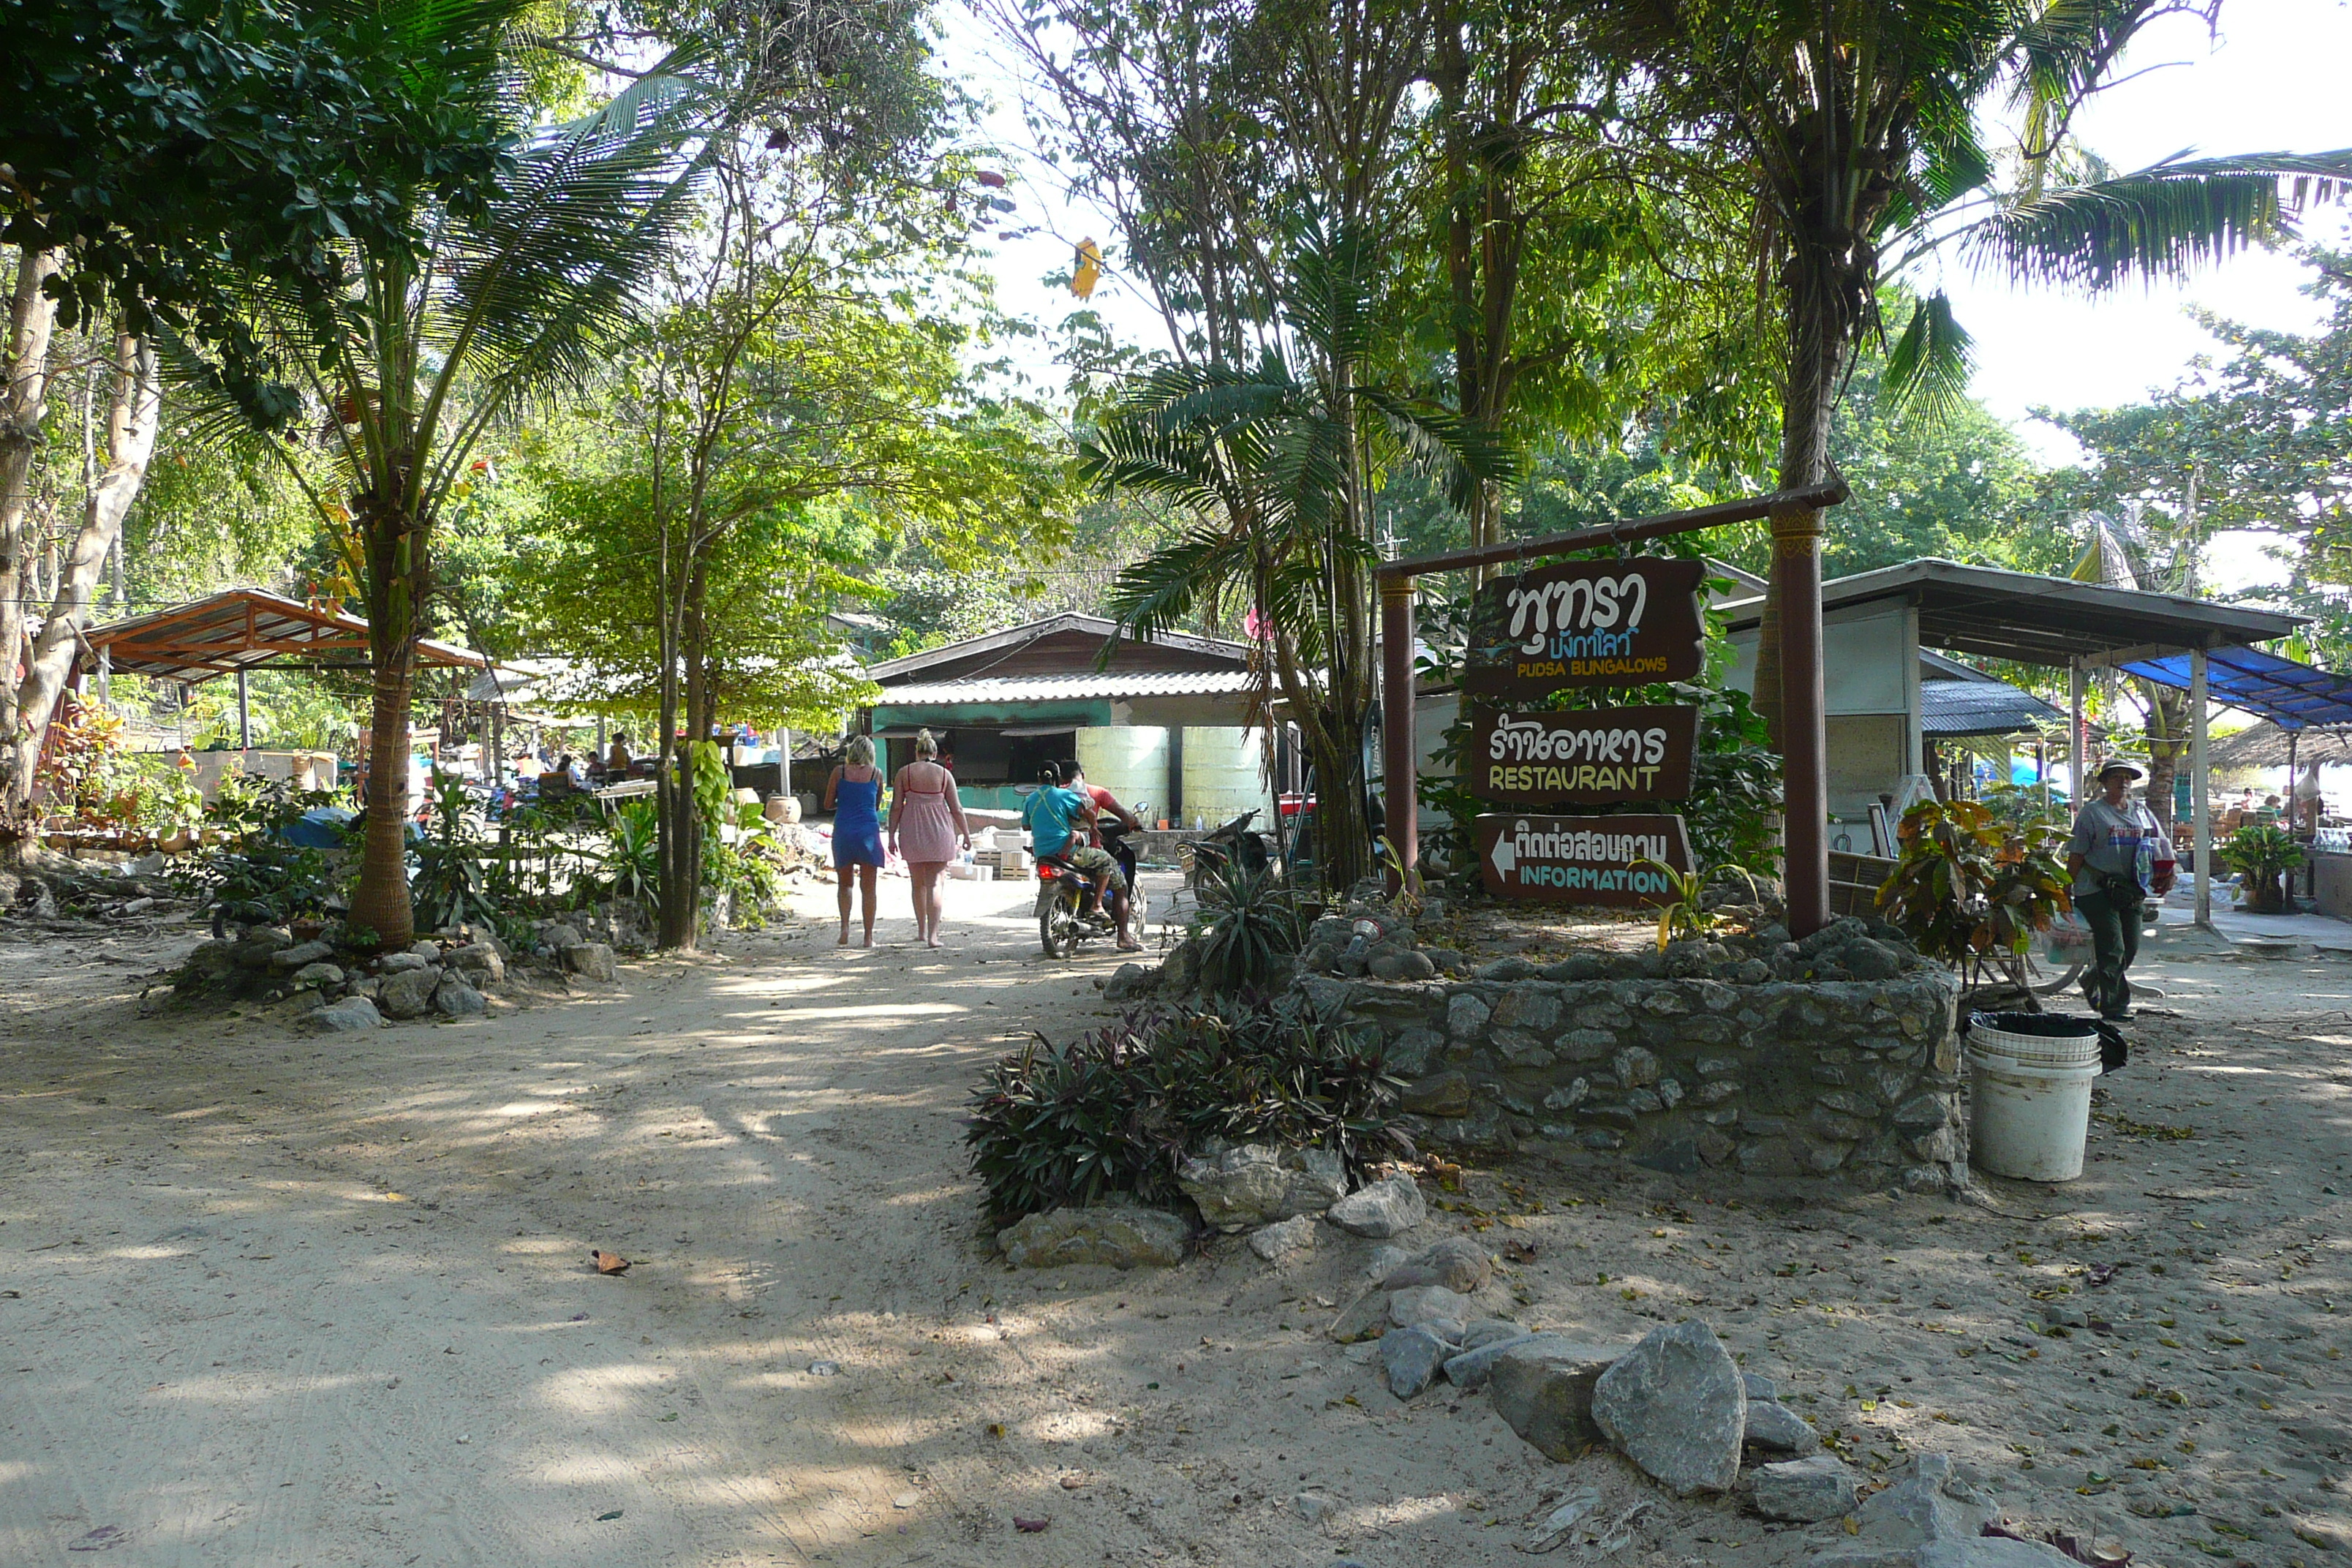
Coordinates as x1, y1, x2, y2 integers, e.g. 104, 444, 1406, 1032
2068, 797, 2166, 896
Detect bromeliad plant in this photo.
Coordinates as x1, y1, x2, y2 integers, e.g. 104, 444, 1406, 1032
1877, 799, 2072, 973
963, 992, 1409, 1228
1187, 857, 1307, 997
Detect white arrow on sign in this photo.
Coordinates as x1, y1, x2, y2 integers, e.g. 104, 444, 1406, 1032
1489, 829, 1518, 878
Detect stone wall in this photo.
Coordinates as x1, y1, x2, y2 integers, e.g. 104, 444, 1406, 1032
1283, 916, 1968, 1193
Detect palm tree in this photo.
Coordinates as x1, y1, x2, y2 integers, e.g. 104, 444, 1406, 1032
1085, 225, 1515, 892
1597, 0, 2352, 932
184, 7, 706, 947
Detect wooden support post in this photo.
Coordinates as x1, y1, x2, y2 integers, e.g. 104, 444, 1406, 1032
235, 668, 251, 751
1774, 502, 1829, 938
2068, 660, 2085, 801
1379, 576, 1417, 894
2192, 647, 2211, 929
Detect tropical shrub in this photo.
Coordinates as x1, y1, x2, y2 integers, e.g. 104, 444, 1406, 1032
410, 773, 502, 935
1876, 798, 2071, 962
964, 994, 1409, 1227
168, 776, 342, 930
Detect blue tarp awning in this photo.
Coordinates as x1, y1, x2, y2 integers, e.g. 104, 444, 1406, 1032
2122, 646, 2352, 731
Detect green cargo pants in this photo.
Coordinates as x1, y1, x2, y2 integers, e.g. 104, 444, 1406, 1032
2076, 883, 2144, 1019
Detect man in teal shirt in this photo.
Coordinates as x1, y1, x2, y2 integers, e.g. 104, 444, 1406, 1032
1023, 763, 1138, 949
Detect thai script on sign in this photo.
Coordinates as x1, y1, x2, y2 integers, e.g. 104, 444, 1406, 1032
1473, 811, 1695, 906
1505, 571, 1649, 655
1488, 715, 1668, 766
1506, 820, 1668, 869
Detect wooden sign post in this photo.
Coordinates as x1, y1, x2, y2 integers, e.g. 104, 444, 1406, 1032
1461, 558, 1706, 699
1466, 704, 1698, 806
1474, 813, 1695, 905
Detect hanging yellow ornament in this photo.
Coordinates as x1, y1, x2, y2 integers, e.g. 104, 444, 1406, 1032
1071, 238, 1101, 300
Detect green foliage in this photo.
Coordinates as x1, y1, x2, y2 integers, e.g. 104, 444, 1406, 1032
962, 995, 1409, 1227
1638, 862, 1722, 953
168, 777, 341, 929
594, 801, 663, 905
1876, 799, 2071, 962
2219, 823, 2304, 914
1187, 859, 1307, 997
1, 0, 518, 422
410, 774, 502, 935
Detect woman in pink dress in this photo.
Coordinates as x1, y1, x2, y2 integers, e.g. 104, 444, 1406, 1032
888, 729, 971, 948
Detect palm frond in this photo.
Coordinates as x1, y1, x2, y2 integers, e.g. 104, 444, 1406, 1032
1102, 524, 1257, 642
1882, 290, 1975, 426
1962, 149, 2352, 291
1354, 388, 1519, 513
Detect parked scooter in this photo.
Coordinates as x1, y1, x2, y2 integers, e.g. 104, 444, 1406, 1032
1183, 808, 1272, 889
1036, 802, 1151, 958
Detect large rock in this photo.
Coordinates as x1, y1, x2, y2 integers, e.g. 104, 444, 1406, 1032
1387, 1284, 1475, 1329
997, 1205, 1188, 1270
1367, 946, 1436, 981
1441, 1332, 1539, 1392
1248, 1214, 1318, 1262
1382, 1324, 1454, 1399
1380, 1235, 1492, 1293
1742, 1400, 1822, 1455
1400, 1071, 1472, 1117
1326, 1173, 1425, 1237
445, 942, 505, 983
1749, 1454, 1858, 1521
433, 973, 487, 1016
1103, 962, 1158, 1001
290, 961, 343, 989
380, 950, 434, 975
1590, 1319, 1746, 1496
306, 997, 385, 1033
1487, 1336, 1627, 1460
563, 941, 617, 981
269, 939, 334, 970
1175, 1143, 1346, 1232
376, 965, 440, 1020
1812, 1455, 2062, 1568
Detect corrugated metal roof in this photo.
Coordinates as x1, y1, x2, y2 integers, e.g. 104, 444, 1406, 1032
875, 671, 1256, 704
1920, 678, 2062, 737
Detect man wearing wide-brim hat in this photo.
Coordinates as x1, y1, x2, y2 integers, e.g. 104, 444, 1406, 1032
2064, 759, 2178, 1020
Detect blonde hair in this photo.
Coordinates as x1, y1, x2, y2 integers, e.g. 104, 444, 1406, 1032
845, 735, 875, 767
914, 728, 939, 759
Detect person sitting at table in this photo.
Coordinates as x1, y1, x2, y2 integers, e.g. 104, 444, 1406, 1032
608, 730, 633, 773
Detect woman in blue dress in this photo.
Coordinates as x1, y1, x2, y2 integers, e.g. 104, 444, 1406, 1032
824, 735, 887, 946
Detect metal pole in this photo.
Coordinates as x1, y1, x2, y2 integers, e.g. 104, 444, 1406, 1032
2192, 647, 2211, 929
235, 668, 252, 751
779, 725, 791, 801
2288, 728, 2302, 908
1379, 577, 1417, 894
2068, 660, 2085, 804
1775, 502, 1830, 937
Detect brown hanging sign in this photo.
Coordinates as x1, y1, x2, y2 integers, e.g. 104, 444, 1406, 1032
1460, 557, 1706, 698
1473, 813, 1694, 905
1467, 704, 1700, 805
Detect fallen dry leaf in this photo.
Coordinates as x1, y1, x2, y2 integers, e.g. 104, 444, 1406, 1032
592, 1250, 630, 1275
1013, 1516, 1049, 1533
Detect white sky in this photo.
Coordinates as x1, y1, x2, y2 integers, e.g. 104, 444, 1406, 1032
950, 0, 2352, 592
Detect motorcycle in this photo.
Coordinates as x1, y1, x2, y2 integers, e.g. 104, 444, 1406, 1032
1183, 808, 1273, 889
1036, 801, 1151, 959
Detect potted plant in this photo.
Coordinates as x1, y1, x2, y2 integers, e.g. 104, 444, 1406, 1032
2219, 823, 2304, 914
1876, 799, 2072, 993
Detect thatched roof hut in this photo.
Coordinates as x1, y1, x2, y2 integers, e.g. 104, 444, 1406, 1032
2206, 723, 2352, 771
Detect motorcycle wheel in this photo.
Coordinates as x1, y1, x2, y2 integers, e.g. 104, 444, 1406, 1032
1039, 882, 1083, 958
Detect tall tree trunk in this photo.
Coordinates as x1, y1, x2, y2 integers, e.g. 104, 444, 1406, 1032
0, 248, 61, 840
11, 334, 159, 795
350, 477, 429, 949
2141, 680, 2189, 832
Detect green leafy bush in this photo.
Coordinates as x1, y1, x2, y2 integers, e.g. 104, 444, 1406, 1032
168, 775, 342, 929
1187, 858, 1306, 995
410, 774, 501, 934
1876, 798, 2071, 961
2220, 823, 2304, 913
964, 995, 1409, 1228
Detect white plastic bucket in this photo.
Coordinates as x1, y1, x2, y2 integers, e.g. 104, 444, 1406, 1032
1968, 1049, 2097, 1182
1968, 1018, 2100, 1069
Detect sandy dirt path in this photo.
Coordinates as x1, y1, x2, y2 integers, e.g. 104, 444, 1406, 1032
2, 883, 2349, 1568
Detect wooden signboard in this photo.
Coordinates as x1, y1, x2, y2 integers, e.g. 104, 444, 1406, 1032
1467, 704, 1699, 805
1461, 557, 1706, 699
1473, 813, 1695, 905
